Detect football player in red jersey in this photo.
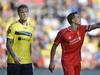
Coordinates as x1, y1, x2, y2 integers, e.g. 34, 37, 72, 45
49, 12, 100, 75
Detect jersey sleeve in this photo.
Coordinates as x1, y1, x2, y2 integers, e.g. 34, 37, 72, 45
7, 24, 14, 39
54, 30, 63, 45
85, 25, 93, 31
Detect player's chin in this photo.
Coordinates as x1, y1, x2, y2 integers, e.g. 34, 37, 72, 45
77, 22, 81, 25
22, 18, 27, 21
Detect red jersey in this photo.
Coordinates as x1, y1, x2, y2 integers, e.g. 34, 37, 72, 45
54, 25, 87, 65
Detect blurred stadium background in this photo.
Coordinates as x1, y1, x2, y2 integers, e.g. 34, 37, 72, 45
0, 0, 100, 75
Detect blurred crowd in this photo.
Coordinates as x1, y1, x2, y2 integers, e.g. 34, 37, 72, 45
0, 0, 100, 70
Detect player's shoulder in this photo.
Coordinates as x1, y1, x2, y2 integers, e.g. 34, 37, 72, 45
80, 25, 87, 29
28, 18, 36, 28
60, 27, 69, 32
9, 21, 19, 27
58, 27, 68, 34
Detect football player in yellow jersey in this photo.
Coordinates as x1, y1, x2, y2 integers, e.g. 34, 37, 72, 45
6, 5, 34, 75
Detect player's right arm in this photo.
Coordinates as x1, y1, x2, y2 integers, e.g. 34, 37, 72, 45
49, 43, 58, 72
6, 38, 20, 64
49, 30, 63, 72
6, 24, 20, 64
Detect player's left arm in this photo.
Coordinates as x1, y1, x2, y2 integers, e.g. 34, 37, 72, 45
87, 22, 100, 31
30, 43, 33, 56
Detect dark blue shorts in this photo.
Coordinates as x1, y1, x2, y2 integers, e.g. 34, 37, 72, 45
7, 63, 33, 75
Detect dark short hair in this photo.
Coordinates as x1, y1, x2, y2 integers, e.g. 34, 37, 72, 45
67, 12, 78, 24
17, 4, 29, 13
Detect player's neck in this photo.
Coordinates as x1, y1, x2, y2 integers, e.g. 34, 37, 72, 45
19, 19, 27, 26
71, 23, 79, 31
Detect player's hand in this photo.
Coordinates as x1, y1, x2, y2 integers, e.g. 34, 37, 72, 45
13, 56, 20, 64
48, 61, 55, 73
